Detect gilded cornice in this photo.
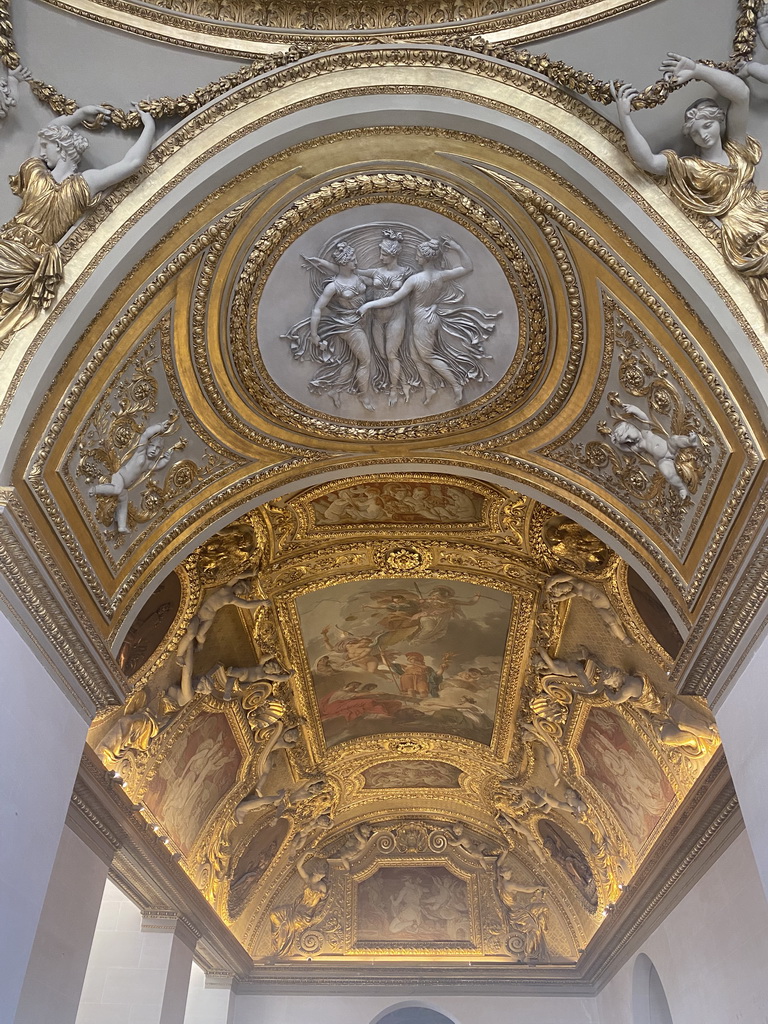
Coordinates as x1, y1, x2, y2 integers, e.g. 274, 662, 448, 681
0, 488, 124, 713
4, 0, 758, 127
33, 0, 661, 55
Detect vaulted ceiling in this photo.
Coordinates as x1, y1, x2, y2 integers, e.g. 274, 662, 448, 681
3, 0, 766, 990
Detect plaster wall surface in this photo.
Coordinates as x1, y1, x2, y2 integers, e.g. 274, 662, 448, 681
184, 963, 235, 1024
0, 609, 90, 1021
76, 881, 194, 1024
596, 829, 768, 1024
230, 992, 599, 1024
15, 825, 109, 1024
716, 639, 768, 898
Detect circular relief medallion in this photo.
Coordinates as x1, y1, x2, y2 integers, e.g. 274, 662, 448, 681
252, 204, 520, 423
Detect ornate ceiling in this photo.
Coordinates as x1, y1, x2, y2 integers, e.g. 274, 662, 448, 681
1, 0, 766, 992
89, 484, 721, 970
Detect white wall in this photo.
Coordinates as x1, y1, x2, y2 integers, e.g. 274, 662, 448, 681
716, 639, 768, 899
0, 610, 90, 1021
231, 992, 598, 1024
77, 880, 195, 1024
596, 830, 768, 1024
15, 825, 109, 1024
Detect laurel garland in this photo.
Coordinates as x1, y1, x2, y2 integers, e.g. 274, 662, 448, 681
0, 0, 760, 128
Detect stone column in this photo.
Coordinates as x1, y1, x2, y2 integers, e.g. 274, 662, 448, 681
146, 913, 199, 1024
184, 965, 236, 1024
715, 631, 768, 900
76, 884, 199, 1024
14, 824, 113, 1024
0, 610, 91, 1021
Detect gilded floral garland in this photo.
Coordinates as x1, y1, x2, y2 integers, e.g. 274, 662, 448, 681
0, 0, 760, 128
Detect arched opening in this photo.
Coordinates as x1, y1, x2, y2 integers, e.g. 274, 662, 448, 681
372, 1007, 459, 1024
633, 953, 674, 1024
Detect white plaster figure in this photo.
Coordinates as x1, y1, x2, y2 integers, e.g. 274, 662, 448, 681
0, 103, 155, 343
359, 236, 498, 405
337, 823, 376, 869
0, 63, 30, 121
446, 822, 494, 865
495, 803, 547, 864
307, 241, 376, 410
285, 228, 500, 410
611, 52, 768, 317
89, 413, 185, 534
520, 718, 564, 784
499, 781, 588, 824
303, 230, 413, 406
609, 419, 699, 500
174, 578, 270, 705
544, 573, 632, 645
534, 645, 600, 695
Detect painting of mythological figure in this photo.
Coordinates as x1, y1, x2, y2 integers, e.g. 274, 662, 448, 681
228, 816, 290, 917
296, 578, 512, 747
143, 712, 242, 855
578, 707, 675, 851
356, 867, 472, 946
363, 760, 462, 790
310, 480, 485, 526
257, 207, 518, 420
537, 819, 597, 909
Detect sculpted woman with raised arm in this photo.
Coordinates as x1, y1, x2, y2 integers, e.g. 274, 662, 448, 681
359, 236, 500, 406
0, 103, 155, 343
612, 51, 768, 314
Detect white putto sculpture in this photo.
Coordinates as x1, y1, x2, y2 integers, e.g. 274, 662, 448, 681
89, 414, 184, 534
604, 398, 700, 500
0, 63, 30, 122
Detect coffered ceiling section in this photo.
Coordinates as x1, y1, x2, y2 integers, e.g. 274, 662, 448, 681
19, 126, 764, 634
90, 480, 720, 970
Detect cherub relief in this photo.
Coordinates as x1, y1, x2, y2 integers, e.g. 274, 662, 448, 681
89, 413, 186, 535
599, 394, 704, 503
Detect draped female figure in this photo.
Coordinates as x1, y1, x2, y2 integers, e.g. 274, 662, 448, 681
0, 103, 154, 344
613, 51, 768, 314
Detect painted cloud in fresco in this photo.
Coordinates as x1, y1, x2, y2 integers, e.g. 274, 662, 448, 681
297, 578, 512, 747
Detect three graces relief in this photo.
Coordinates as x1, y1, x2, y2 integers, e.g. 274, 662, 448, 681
259, 212, 516, 419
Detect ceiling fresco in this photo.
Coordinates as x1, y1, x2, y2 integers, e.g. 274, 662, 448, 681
297, 577, 512, 748
89, 478, 720, 967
